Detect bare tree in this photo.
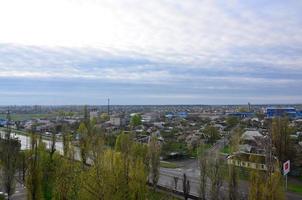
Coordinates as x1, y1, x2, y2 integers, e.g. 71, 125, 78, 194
148, 136, 161, 191
208, 152, 223, 200
0, 110, 21, 200
182, 173, 190, 200
198, 142, 208, 200
173, 176, 179, 192
228, 128, 241, 200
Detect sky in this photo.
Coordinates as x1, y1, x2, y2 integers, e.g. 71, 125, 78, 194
0, 0, 302, 105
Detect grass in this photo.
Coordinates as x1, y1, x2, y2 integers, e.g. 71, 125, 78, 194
160, 161, 179, 169
0, 113, 55, 121
147, 189, 180, 200
220, 145, 231, 154
288, 182, 302, 195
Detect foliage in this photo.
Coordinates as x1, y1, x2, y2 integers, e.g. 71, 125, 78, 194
271, 117, 295, 163
203, 125, 220, 144
149, 136, 161, 190
226, 116, 239, 129
77, 122, 89, 166
228, 128, 241, 200
248, 166, 285, 200
100, 113, 110, 122
53, 156, 82, 200
208, 152, 223, 200
26, 133, 43, 200
198, 143, 208, 200
0, 137, 21, 199
131, 114, 142, 127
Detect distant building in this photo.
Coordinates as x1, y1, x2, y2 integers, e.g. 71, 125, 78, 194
240, 130, 265, 154
227, 112, 254, 118
266, 107, 297, 118
90, 110, 99, 120
177, 112, 188, 118
0, 119, 7, 127
164, 112, 188, 119
110, 115, 123, 126
142, 112, 159, 123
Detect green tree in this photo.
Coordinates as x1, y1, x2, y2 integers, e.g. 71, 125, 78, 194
248, 170, 266, 200
62, 125, 72, 157
204, 125, 220, 144
77, 122, 89, 166
26, 133, 43, 200
271, 117, 294, 163
100, 113, 110, 122
226, 116, 239, 129
129, 159, 148, 200
131, 114, 142, 128
53, 157, 82, 200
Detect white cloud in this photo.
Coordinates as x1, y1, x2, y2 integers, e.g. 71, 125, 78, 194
0, 0, 301, 66
0, 0, 302, 104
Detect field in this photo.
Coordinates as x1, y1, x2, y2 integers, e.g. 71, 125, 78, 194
0, 113, 55, 121
160, 161, 179, 169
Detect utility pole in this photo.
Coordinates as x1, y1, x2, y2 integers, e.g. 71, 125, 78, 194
107, 98, 110, 116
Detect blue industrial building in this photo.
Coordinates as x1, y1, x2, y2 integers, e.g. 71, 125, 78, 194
266, 107, 297, 118
0, 119, 7, 127
227, 112, 255, 118
165, 112, 188, 119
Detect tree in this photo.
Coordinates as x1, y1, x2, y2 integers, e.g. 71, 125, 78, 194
83, 105, 90, 128
208, 152, 223, 200
100, 113, 110, 122
81, 148, 148, 200
204, 125, 220, 144
148, 136, 161, 190
77, 122, 89, 166
62, 125, 71, 157
226, 116, 239, 129
53, 157, 81, 200
129, 159, 148, 200
26, 132, 43, 200
182, 173, 191, 200
198, 142, 208, 200
0, 110, 21, 200
0, 138, 21, 199
271, 117, 294, 163
115, 132, 133, 192
173, 176, 179, 192
248, 169, 266, 200
228, 128, 241, 200
264, 169, 285, 200
40, 126, 61, 200
131, 114, 142, 128
130, 142, 149, 171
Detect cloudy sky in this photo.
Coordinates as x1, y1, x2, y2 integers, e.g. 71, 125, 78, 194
0, 0, 302, 105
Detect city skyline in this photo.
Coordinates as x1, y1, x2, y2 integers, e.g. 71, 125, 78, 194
0, 0, 302, 105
